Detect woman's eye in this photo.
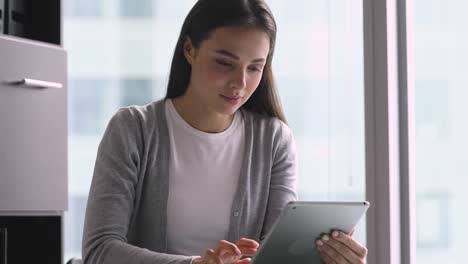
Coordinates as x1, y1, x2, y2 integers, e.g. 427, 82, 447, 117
249, 66, 262, 72
216, 60, 232, 67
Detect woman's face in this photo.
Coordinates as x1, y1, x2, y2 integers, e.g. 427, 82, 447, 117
184, 26, 270, 115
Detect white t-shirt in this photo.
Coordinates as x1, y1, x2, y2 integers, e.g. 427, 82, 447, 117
165, 99, 245, 256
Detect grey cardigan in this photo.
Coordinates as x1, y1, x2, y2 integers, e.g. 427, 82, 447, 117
82, 99, 298, 264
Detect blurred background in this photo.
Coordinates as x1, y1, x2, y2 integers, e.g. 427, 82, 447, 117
62, 0, 467, 263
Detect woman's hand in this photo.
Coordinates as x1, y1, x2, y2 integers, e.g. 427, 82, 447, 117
192, 238, 260, 264
316, 230, 368, 264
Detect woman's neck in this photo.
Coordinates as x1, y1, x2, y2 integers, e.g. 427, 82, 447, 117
171, 96, 234, 133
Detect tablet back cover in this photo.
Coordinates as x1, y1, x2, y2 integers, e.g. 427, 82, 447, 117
252, 201, 369, 264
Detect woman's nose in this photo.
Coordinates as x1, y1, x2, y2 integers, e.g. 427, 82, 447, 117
230, 69, 247, 89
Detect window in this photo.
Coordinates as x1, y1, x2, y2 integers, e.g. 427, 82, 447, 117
64, 0, 102, 17
119, 79, 154, 107
270, 0, 366, 243
69, 79, 108, 135
414, 0, 468, 263
120, 0, 153, 18
415, 80, 449, 138
64, 0, 366, 260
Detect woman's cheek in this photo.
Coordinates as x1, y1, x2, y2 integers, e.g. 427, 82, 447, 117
209, 71, 229, 85
248, 75, 262, 91
201, 66, 225, 84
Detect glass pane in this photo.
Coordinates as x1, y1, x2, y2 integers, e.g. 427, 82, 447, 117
119, 0, 153, 18
64, 0, 366, 260
269, 0, 366, 243
119, 78, 154, 107
69, 79, 108, 135
64, 0, 102, 17
414, 0, 467, 263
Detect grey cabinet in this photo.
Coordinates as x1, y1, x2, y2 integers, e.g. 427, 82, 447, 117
0, 35, 68, 211
1, 1, 66, 263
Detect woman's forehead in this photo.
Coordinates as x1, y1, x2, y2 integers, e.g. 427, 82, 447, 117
200, 26, 270, 60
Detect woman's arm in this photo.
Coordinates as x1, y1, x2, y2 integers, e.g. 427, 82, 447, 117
82, 109, 194, 264
259, 122, 299, 243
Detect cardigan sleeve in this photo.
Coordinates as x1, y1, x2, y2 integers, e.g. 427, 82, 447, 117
259, 122, 299, 242
82, 108, 194, 264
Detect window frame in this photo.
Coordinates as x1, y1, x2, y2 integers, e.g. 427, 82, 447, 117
363, 0, 416, 263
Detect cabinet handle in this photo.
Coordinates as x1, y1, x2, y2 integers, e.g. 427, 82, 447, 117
12, 78, 63, 89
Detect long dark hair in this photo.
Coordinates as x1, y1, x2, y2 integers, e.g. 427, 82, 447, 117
165, 0, 287, 124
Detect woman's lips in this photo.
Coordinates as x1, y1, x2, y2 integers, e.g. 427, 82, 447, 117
220, 94, 242, 104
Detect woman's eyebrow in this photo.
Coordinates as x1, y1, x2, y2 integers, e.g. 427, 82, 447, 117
214, 49, 266, 63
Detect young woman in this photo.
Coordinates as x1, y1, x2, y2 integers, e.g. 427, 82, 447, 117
82, 0, 368, 263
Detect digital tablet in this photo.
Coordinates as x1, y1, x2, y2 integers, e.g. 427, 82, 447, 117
251, 201, 370, 264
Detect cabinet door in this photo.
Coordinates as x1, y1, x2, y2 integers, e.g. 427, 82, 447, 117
0, 36, 67, 211
0, 215, 62, 264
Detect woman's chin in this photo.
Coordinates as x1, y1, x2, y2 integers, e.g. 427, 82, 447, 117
211, 102, 238, 115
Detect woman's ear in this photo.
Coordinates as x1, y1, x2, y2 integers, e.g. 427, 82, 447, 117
183, 37, 195, 65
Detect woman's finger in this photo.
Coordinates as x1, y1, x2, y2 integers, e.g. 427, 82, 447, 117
215, 240, 242, 257
237, 246, 258, 256
319, 234, 362, 263
235, 258, 252, 264
318, 248, 338, 264
330, 231, 368, 259
317, 239, 350, 264
205, 249, 223, 264
235, 238, 259, 256
236, 238, 260, 248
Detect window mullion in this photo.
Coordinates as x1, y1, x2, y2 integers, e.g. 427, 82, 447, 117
364, 0, 402, 263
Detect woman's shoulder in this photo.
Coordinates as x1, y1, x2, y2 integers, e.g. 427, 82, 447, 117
104, 99, 167, 138
110, 99, 165, 125
241, 108, 293, 139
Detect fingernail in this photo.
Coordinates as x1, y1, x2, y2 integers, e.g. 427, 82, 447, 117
316, 240, 323, 246
332, 231, 339, 237
322, 235, 329, 241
